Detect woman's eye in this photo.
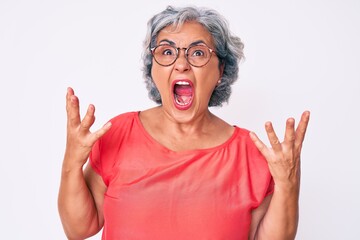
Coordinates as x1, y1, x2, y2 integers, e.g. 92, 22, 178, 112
189, 46, 207, 57
193, 50, 204, 56
163, 49, 174, 55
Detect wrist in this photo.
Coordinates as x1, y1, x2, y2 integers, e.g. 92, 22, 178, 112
62, 149, 89, 170
61, 157, 86, 174
274, 180, 300, 195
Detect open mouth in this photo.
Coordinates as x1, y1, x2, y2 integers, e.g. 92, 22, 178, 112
172, 80, 194, 110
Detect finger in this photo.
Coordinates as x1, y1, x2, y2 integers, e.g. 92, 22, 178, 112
249, 131, 270, 158
295, 111, 310, 149
283, 117, 296, 148
66, 87, 74, 98
80, 104, 96, 132
88, 122, 112, 146
65, 87, 74, 111
66, 88, 81, 127
65, 87, 76, 109
265, 121, 282, 151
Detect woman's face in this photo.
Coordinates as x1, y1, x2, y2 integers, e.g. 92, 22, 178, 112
151, 21, 223, 123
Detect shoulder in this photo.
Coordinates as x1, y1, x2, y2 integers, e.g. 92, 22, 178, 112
99, 111, 140, 144
107, 111, 140, 132
234, 126, 251, 136
231, 126, 267, 163
108, 111, 139, 126
232, 126, 255, 145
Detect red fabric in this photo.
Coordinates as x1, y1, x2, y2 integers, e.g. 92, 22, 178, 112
90, 112, 274, 240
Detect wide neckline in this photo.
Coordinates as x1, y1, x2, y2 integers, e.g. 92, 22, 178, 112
134, 111, 239, 155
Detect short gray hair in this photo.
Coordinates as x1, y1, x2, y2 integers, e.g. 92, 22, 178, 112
142, 5, 244, 107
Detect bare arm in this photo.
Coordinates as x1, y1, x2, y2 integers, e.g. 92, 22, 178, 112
58, 87, 111, 239
249, 111, 310, 240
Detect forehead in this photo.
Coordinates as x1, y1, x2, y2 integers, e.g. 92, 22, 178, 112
157, 21, 214, 47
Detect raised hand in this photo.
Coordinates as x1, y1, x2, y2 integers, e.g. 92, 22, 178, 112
64, 87, 112, 169
249, 111, 310, 190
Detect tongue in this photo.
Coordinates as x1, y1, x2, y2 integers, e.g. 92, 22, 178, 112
177, 95, 192, 104
174, 85, 192, 96
174, 85, 192, 105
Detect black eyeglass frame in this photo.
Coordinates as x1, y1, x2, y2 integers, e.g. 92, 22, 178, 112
150, 44, 216, 67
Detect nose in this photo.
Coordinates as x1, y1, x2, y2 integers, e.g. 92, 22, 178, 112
174, 48, 190, 72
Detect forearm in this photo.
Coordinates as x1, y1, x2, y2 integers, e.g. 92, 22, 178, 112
58, 161, 100, 239
255, 184, 300, 240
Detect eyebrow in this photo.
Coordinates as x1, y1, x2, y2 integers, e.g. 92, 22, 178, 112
158, 39, 208, 47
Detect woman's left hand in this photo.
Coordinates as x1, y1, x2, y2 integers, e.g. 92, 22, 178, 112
250, 111, 310, 190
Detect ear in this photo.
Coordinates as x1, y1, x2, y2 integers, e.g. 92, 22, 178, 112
217, 63, 224, 86
219, 63, 225, 78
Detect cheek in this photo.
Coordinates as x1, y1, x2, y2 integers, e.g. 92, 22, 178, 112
196, 74, 220, 99
197, 69, 220, 89
151, 65, 172, 90
151, 65, 163, 84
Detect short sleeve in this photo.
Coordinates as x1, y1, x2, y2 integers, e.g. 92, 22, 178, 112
88, 112, 139, 186
88, 127, 114, 186
240, 128, 274, 209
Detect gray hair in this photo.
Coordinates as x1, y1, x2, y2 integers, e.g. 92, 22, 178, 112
142, 5, 244, 107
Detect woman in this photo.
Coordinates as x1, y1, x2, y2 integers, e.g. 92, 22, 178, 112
58, 5, 310, 240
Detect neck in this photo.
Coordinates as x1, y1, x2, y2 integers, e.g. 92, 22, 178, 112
159, 106, 217, 136
139, 106, 233, 152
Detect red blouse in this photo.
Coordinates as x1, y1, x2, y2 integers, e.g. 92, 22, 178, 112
90, 112, 274, 240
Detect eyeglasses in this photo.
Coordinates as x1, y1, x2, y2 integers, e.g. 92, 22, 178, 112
150, 44, 216, 67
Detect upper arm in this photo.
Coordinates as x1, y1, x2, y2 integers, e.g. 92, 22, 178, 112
84, 162, 107, 229
248, 194, 273, 240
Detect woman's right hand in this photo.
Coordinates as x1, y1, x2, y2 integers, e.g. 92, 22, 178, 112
63, 87, 112, 169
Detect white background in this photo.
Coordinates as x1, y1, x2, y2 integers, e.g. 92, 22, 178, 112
0, 0, 359, 239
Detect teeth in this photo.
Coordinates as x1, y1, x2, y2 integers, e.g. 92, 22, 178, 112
176, 81, 190, 85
